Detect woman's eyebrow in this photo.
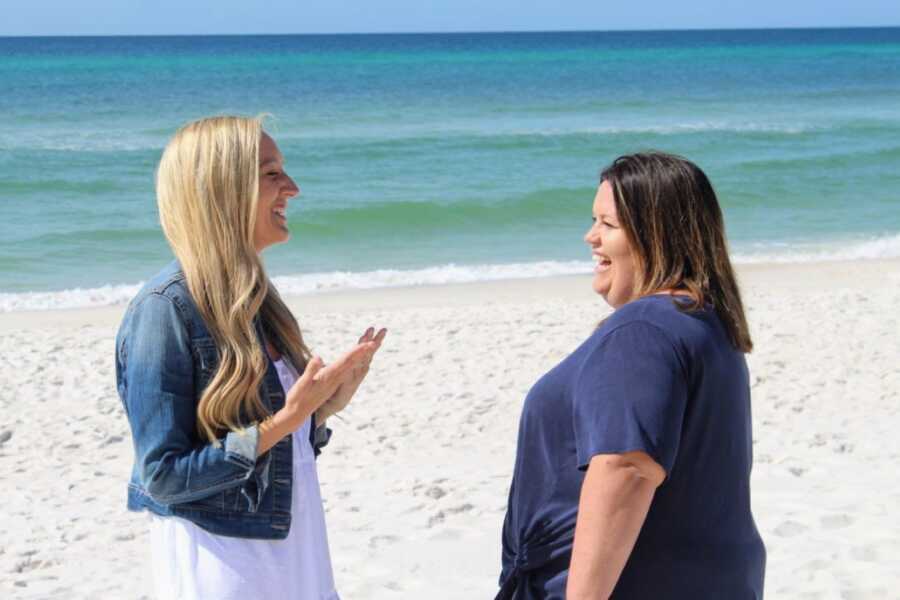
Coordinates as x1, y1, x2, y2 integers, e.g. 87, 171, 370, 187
259, 157, 282, 168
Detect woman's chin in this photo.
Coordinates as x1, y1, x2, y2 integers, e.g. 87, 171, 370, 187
594, 284, 629, 309
591, 279, 610, 300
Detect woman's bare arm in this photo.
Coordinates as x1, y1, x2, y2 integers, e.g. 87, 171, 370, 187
566, 451, 665, 600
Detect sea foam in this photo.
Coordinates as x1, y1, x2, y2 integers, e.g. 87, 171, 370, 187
0, 283, 145, 313
2, 234, 900, 313
731, 233, 900, 264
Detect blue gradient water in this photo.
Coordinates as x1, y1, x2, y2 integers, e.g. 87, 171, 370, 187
1, 29, 899, 309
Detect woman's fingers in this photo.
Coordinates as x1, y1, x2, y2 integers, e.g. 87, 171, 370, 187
364, 329, 387, 366
300, 356, 325, 382
309, 328, 385, 396
315, 331, 385, 417
350, 360, 370, 382
350, 329, 387, 367
316, 342, 371, 382
356, 326, 386, 346
356, 330, 386, 372
360, 329, 387, 360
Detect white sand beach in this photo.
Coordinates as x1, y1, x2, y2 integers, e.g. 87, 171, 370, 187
1, 259, 899, 599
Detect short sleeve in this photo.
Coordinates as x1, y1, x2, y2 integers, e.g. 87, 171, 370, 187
572, 321, 688, 475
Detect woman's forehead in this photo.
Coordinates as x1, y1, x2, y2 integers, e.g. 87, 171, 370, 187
259, 133, 283, 165
594, 181, 617, 214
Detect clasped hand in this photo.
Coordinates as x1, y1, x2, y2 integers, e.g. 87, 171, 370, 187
283, 327, 387, 427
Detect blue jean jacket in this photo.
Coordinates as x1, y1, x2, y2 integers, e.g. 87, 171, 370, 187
115, 261, 330, 540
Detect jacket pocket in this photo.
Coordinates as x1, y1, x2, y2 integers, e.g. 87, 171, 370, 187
179, 485, 244, 513
186, 489, 225, 512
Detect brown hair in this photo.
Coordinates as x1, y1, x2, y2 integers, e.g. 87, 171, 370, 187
601, 151, 753, 352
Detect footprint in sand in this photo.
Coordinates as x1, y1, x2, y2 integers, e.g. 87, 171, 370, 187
798, 559, 829, 573
445, 503, 474, 515
773, 520, 808, 537
841, 588, 891, 600
849, 544, 879, 562
848, 539, 900, 563
428, 528, 463, 541
425, 485, 446, 499
820, 514, 853, 530
368, 535, 399, 550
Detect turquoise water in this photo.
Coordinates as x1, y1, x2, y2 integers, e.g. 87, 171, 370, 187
1, 29, 899, 309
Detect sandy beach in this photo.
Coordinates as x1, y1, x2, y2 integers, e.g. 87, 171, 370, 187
1, 258, 899, 599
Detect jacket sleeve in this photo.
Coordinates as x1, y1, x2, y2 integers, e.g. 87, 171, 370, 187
310, 412, 332, 458
119, 292, 270, 508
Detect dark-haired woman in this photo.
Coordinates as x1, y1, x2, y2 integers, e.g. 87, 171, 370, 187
497, 152, 765, 599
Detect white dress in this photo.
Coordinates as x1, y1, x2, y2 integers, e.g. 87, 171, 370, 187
148, 359, 339, 600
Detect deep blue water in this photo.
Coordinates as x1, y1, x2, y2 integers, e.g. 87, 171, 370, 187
1, 28, 899, 309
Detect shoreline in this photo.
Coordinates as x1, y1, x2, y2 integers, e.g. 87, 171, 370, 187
2, 256, 898, 332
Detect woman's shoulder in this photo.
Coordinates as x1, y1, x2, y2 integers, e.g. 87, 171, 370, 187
120, 261, 208, 338
598, 295, 734, 360
134, 260, 188, 303
600, 295, 689, 335
592, 295, 720, 355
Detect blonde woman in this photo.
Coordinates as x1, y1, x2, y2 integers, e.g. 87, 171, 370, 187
115, 116, 386, 599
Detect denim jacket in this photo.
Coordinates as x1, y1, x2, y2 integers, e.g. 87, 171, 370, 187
115, 261, 331, 540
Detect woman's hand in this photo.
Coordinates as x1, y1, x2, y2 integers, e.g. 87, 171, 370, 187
316, 327, 387, 422
257, 334, 382, 455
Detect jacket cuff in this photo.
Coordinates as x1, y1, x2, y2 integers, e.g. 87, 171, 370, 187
312, 424, 332, 457
224, 426, 271, 512
223, 427, 259, 468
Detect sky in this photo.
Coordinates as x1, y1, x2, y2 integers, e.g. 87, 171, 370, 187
2, 0, 899, 37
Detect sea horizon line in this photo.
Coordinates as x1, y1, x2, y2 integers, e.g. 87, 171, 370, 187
2, 24, 899, 41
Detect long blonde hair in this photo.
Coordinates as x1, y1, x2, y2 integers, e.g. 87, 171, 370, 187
157, 115, 311, 443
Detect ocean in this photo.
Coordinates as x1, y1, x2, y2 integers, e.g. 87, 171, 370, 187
1, 28, 899, 311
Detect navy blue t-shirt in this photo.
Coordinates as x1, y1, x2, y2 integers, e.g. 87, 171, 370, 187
499, 295, 765, 599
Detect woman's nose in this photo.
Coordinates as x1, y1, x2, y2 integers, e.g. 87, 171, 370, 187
284, 175, 300, 197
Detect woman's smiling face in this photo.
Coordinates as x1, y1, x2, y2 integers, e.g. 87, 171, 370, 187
254, 133, 300, 253
584, 181, 638, 308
